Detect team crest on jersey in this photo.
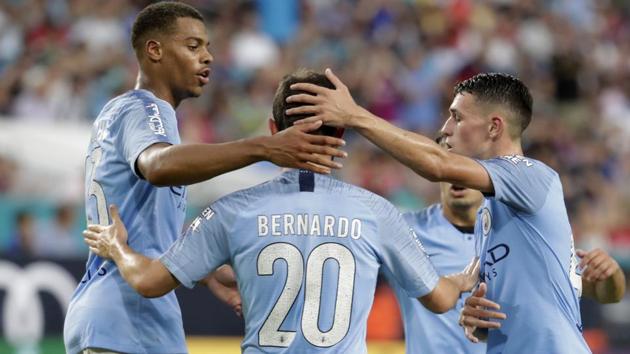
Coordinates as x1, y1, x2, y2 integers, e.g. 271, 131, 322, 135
481, 208, 492, 236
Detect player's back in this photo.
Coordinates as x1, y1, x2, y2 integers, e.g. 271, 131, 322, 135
64, 89, 187, 354
172, 170, 438, 353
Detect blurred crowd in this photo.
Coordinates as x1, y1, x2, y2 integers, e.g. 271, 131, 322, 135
1, 0, 630, 263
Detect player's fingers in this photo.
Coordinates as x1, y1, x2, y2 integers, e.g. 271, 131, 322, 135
579, 249, 601, 268
301, 144, 347, 159
466, 296, 501, 310
465, 330, 480, 343
82, 230, 99, 240
472, 282, 487, 297
462, 306, 507, 320
296, 161, 331, 175
584, 254, 611, 280
290, 82, 330, 96
304, 133, 346, 147
286, 105, 320, 116
576, 249, 587, 258
324, 68, 346, 90
87, 224, 105, 233
293, 116, 323, 126
461, 315, 502, 329
286, 93, 321, 105
297, 153, 343, 169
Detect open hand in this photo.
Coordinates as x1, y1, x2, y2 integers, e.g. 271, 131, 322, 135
82, 205, 128, 259
265, 119, 347, 174
286, 68, 368, 128
459, 283, 506, 343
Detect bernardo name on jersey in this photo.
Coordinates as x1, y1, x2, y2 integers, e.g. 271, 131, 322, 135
257, 214, 362, 239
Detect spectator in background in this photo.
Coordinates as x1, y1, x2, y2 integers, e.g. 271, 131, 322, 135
34, 204, 84, 259
7, 210, 36, 259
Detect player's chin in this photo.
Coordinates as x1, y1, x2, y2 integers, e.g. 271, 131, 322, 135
187, 86, 204, 97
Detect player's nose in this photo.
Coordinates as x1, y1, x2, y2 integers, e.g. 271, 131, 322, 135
440, 117, 454, 137
201, 48, 213, 65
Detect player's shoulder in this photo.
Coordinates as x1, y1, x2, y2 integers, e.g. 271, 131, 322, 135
484, 155, 559, 179
332, 178, 399, 214
98, 89, 174, 122
403, 203, 441, 226
210, 176, 284, 212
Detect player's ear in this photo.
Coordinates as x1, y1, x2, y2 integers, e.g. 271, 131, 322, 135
268, 118, 279, 135
488, 116, 503, 140
145, 39, 163, 62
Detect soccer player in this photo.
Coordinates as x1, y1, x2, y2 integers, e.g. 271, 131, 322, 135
394, 139, 625, 354
82, 70, 481, 353
63, 3, 347, 354
284, 70, 626, 353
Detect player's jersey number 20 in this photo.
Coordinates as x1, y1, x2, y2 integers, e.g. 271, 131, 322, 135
257, 242, 356, 348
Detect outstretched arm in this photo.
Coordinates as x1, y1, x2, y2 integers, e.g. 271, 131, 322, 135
286, 69, 492, 192
579, 248, 626, 304
137, 120, 347, 186
83, 205, 178, 298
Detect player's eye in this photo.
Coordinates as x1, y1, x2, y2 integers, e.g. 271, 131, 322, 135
188, 45, 198, 51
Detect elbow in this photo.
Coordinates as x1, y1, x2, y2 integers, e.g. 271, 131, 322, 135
135, 279, 168, 298
427, 301, 451, 314
142, 167, 171, 187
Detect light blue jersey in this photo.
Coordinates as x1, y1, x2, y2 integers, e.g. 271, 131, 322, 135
388, 204, 485, 354
64, 89, 188, 354
161, 170, 439, 353
476, 155, 589, 354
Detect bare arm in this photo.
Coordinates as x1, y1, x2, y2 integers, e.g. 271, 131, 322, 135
137, 121, 347, 186
83, 205, 178, 298
286, 69, 493, 192
200, 265, 242, 317
579, 249, 626, 304
419, 257, 481, 313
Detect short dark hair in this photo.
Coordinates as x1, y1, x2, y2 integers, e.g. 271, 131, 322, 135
454, 73, 533, 137
131, 1, 204, 52
272, 69, 337, 136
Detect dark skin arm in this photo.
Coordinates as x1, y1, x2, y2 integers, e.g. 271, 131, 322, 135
137, 120, 347, 186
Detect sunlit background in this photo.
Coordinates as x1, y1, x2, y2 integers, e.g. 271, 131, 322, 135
1, 0, 630, 353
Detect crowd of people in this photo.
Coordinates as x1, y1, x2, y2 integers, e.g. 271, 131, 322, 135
1, 0, 629, 261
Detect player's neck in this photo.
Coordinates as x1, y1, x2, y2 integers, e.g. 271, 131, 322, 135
485, 138, 523, 159
442, 203, 477, 229
135, 72, 180, 108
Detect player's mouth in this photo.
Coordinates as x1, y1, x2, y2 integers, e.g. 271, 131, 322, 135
196, 68, 210, 85
450, 185, 467, 197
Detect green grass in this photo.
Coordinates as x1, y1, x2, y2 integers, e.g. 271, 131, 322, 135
0, 337, 66, 354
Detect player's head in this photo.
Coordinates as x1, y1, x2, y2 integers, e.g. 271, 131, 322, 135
440, 73, 532, 159
131, 1, 212, 101
435, 135, 484, 211
270, 69, 343, 138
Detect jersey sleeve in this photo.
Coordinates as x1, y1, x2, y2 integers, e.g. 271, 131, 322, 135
375, 201, 439, 298
478, 156, 556, 214
119, 97, 179, 178
159, 200, 232, 289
